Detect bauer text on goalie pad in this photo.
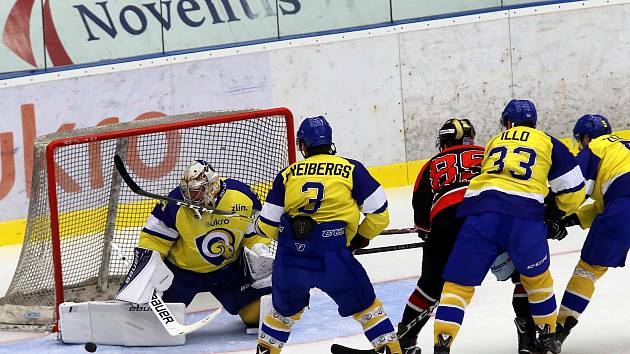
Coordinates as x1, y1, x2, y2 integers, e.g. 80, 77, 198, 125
58, 301, 186, 346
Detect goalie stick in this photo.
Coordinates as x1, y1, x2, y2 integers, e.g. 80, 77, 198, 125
111, 243, 221, 336
114, 155, 240, 219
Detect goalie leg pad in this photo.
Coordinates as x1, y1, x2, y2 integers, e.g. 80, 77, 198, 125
115, 247, 174, 304
58, 301, 185, 346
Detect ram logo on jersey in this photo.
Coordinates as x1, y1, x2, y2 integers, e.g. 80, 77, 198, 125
195, 229, 236, 265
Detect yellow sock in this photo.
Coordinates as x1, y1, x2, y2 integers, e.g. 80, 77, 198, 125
433, 282, 475, 348
257, 308, 303, 353
352, 298, 401, 353
558, 259, 607, 325
520, 270, 557, 331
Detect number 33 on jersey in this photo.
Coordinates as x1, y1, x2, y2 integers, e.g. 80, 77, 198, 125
461, 126, 586, 218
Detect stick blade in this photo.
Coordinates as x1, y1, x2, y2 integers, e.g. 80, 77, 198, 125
331, 343, 377, 353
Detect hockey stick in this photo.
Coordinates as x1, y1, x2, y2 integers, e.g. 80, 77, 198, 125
353, 227, 426, 255
353, 242, 425, 255
111, 243, 221, 336
113, 155, 239, 219
330, 303, 435, 353
380, 227, 426, 236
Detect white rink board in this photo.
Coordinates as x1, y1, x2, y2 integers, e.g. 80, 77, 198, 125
399, 17, 512, 160
509, 3, 630, 132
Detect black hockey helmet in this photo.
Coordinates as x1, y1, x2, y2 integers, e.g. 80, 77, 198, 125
436, 118, 476, 150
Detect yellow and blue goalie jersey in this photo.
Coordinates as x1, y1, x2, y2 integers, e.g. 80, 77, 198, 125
257, 154, 389, 243
138, 179, 268, 273
459, 126, 585, 219
574, 134, 630, 228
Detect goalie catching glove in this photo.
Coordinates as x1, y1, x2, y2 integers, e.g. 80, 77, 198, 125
115, 247, 174, 304
243, 243, 274, 289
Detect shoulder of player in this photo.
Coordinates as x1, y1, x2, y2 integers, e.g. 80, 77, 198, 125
433, 144, 485, 157
163, 187, 185, 212
288, 155, 359, 170
592, 134, 619, 147
334, 155, 364, 168
221, 178, 258, 202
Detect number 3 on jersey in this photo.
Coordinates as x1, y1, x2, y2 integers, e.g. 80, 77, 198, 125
299, 182, 324, 214
487, 146, 537, 180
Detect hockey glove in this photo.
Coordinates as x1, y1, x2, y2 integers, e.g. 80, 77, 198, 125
417, 229, 430, 241
349, 234, 370, 252
546, 219, 568, 240
562, 213, 580, 227
243, 243, 274, 289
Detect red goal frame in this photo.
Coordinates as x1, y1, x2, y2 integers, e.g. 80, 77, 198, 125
43, 108, 295, 330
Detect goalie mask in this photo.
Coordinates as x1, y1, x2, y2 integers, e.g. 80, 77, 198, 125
180, 160, 220, 207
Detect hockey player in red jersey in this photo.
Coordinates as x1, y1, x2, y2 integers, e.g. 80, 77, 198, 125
398, 118, 540, 354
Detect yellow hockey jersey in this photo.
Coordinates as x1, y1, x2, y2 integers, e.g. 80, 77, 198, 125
257, 153, 389, 243
138, 179, 268, 273
459, 126, 585, 219
575, 134, 630, 228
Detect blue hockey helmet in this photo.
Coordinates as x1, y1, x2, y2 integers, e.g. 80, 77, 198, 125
296, 116, 333, 148
573, 114, 612, 142
501, 99, 537, 128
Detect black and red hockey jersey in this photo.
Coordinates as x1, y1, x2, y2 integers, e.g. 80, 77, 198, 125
412, 145, 485, 230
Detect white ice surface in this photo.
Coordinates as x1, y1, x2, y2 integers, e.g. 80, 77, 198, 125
1, 186, 629, 353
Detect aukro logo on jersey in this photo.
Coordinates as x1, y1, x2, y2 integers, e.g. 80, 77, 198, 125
2, 0, 301, 68
195, 228, 236, 265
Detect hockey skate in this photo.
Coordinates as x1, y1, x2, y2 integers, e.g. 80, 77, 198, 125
397, 321, 422, 354
433, 334, 452, 354
514, 317, 538, 354
536, 324, 561, 354
556, 316, 578, 346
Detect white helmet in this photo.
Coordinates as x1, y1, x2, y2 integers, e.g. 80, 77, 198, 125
180, 160, 220, 207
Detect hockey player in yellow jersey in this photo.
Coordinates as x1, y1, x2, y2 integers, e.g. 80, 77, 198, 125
255, 116, 402, 354
115, 160, 274, 332
432, 100, 586, 354
554, 114, 630, 346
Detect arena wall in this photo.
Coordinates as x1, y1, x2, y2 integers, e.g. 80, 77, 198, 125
1, 0, 629, 242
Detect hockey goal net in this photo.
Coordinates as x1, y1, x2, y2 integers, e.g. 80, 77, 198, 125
0, 108, 295, 331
